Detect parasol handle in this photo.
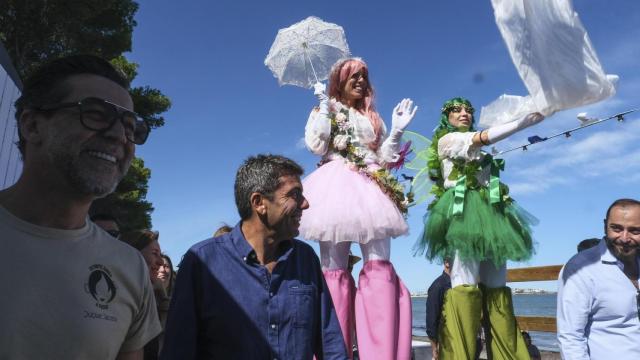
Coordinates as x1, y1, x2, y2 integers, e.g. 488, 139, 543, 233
302, 42, 319, 84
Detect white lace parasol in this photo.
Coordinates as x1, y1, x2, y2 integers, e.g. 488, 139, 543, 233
264, 16, 351, 89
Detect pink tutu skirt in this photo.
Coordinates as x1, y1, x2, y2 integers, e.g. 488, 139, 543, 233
299, 159, 408, 244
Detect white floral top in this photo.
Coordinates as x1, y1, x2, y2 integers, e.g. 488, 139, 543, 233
437, 132, 491, 189
304, 99, 402, 166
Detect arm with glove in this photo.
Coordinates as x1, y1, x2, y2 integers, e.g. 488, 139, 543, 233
304, 82, 332, 155
379, 98, 418, 164
472, 112, 545, 146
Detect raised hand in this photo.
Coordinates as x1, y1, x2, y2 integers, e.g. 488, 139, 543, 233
522, 112, 545, 127
313, 82, 328, 102
392, 98, 418, 131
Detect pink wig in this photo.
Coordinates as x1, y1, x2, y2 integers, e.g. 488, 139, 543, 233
328, 58, 383, 149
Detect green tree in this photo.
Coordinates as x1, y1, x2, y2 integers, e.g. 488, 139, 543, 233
0, 0, 138, 79
111, 55, 171, 129
1, 0, 171, 230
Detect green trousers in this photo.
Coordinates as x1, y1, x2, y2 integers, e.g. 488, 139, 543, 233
439, 285, 530, 360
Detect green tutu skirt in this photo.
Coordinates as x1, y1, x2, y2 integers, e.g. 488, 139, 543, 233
416, 188, 536, 267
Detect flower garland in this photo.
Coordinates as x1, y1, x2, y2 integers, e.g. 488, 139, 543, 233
324, 106, 413, 216
427, 147, 512, 210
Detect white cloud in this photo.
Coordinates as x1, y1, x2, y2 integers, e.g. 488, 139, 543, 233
507, 117, 640, 195
600, 27, 640, 71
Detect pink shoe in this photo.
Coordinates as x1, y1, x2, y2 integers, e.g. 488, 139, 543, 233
355, 260, 412, 360
323, 269, 356, 359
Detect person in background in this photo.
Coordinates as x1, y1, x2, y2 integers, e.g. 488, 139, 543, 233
120, 229, 165, 360
120, 230, 164, 284
0, 54, 159, 359
213, 223, 232, 237
156, 253, 175, 353
521, 331, 541, 360
426, 258, 451, 360
576, 238, 600, 253
161, 154, 347, 359
557, 198, 640, 359
90, 212, 121, 238
158, 254, 175, 297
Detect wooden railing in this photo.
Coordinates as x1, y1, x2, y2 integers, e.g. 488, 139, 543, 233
412, 264, 562, 343
507, 265, 562, 333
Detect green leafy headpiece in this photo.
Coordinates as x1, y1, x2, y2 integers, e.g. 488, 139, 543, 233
426, 97, 477, 200
438, 97, 476, 133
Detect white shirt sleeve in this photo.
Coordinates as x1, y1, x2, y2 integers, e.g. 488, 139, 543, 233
378, 122, 403, 165
437, 132, 481, 161
304, 108, 331, 155
557, 263, 593, 360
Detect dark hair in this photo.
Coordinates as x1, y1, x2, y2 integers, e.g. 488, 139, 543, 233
213, 223, 233, 237
605, 198, 640, 223
90, 213, 120, 226
577, 238, 600, 253
119, 229, 159, 251
161, 253, 174, 272
234, 154, 304, 220
14, 54, 130, 156
161, 253, 175, 294
521, 331, 531, 341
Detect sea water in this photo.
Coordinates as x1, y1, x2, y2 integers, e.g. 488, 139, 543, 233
412, 294, 559, 352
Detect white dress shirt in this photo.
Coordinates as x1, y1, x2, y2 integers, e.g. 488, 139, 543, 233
557, 239, 640, 359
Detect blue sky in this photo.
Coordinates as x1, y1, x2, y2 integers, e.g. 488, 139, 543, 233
128, 0, 640, 292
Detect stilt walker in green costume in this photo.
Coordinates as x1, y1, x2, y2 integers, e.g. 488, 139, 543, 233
414, 98, 544, 360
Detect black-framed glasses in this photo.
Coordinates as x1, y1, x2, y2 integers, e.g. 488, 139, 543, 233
35, 97, 150, 145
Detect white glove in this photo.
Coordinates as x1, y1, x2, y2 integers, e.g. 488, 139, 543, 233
314, 82, 328, 101
486, 112, 544, 144
391, 98, 418, 131
385, 99, 418, 149
313, 82, 329, 116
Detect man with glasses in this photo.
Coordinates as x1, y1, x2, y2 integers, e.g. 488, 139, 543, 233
557, 198, 640, 359
91, 213, 121, 239
0, 55, 159, 359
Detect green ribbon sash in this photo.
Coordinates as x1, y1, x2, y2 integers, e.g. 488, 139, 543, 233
451, 155, 505, 217
488, 158, 505, 205
452, 175, 467, 216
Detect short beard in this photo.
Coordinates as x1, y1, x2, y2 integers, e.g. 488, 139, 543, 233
56, 152, 127, 198
604, 236, 639, 260
69, 170, 119, 198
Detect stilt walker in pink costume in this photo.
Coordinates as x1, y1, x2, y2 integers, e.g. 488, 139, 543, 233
300, 58, 417, 360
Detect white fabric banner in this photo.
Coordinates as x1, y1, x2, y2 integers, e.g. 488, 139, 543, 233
0, 70, 22, 190
480, 0, 618, 127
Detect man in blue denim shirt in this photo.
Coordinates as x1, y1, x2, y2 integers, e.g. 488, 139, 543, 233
161, 154, 348, 360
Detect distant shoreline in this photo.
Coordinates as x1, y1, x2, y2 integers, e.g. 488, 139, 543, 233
411, 289, 557, 298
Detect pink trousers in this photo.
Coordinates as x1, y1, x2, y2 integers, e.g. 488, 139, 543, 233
324, 260, 412, 360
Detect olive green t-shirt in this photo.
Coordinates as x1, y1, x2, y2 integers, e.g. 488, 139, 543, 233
0, 205, 161, 359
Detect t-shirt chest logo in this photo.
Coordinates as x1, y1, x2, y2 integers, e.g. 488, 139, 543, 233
84, 264, 117, 310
